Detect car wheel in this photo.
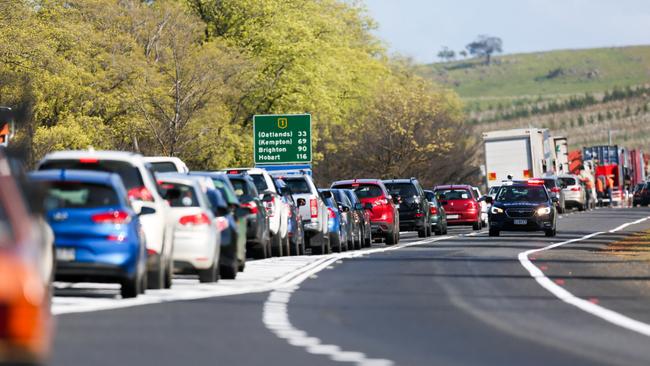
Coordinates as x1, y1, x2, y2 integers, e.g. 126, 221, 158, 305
489, 229, 500, 237
434, 225, 442, 236
283, 234, 291, 257
147, 255, 164, 290
238, 259, 246, 272
385, 231, 396, 245
330, 233, 342, 253
220, 263, 238, 280
164, 255, 173, 289
364, 229, 372, 247
251, 243, 267, 259
271, 233, 283, 257
121, 275, 140, 299
199, 259, 219, 283
545, 228, 557, 237
472, 221, 481, 231
418, 227, 426, 238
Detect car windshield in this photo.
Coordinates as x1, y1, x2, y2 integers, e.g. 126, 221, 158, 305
543, 179, 557, 189
44, 182, 119, 209
250, 174, 268, 192
40, 159, 144, 190
559, 177, 576, 186
488, 186, 501, 196
149, 162, 178, 173
333, 184, 384, 199
496, 186, 548, 203
436, 189, 471, 200
229, 178, 255, 199
385, 183, 418, 198
211, 178, 239, 205
283, 178, 312, 194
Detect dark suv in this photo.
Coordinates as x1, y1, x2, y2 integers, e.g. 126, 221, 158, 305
383, 178, 431, 238
486, 180, 557, 237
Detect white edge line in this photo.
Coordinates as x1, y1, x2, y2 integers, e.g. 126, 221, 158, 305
518, 216, 650, 337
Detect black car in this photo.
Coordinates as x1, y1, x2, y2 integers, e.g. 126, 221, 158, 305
486, 181, 557, 237
633, 182, 650, 207
341, 189, 372, 247
383, 178, 431, 238
424, 190, 448, 235
226, 173, 271, 259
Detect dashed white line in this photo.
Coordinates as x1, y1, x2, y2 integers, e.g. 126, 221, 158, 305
262, 235, 452, 365
518, 215, 650, 337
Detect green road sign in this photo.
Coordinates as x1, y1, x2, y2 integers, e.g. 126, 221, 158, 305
254, 114, 312, 164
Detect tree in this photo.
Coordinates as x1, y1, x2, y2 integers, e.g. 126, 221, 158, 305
437, 46, 455, 62
459, 50, 468, 59
466, 35, 503, 65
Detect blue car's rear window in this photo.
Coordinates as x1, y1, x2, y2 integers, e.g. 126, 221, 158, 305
45, 182, 119, 209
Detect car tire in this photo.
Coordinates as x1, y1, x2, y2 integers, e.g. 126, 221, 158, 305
121, 275, 140, 299
418, 227, 426, 238
489, 229, 500, 237
199, 260, 219, 283
283, 234, 291, 257
472, 221, 481, 231
147, 255, 165, 290
164, 255, 173, 289
330, 233, 342, 253
434, 226, 442, 236
251, 243, 267, 259
385, 231, 396, 245
238, 260, 246, 272
271, 233, 283, 257
545, 228, 557, 237
220, 263, 238, 280
364, 229, 372, 247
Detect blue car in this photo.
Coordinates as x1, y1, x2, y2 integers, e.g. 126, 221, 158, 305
319, 189, 349, 252
29, 170, 147, 298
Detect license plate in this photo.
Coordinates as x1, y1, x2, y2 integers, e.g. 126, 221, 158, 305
447, 214, 459, 220
56, 248, 76, 261
514, 219, 527, 225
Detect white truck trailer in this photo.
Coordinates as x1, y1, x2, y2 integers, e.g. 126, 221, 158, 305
482, 128, 555, 189
552, 136, 569, 174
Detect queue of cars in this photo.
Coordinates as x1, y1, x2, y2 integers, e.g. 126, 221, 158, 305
3, 146, 602, 365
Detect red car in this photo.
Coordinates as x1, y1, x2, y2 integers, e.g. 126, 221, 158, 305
433, 185, 481, 230
331, 179, 400, 245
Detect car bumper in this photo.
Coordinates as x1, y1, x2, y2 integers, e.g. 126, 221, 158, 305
489, 215, 553, 231
55, 261, 131, 283
172, 230, 217, 270
371, 221, 394, 235
399, 217, 426, 231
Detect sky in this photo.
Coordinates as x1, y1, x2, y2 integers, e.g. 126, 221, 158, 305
364, 0, 650, 63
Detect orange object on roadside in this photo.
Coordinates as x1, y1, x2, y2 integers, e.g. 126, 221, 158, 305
596, 178, 604, 193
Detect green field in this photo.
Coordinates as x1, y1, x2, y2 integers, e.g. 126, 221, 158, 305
418, 46, 650, 99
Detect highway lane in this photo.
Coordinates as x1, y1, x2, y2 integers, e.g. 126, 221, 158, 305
51, 208, 650, 366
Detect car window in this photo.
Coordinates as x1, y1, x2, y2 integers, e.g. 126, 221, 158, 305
436, 189, 471, 200
229, 178, 251, 198
488, 186, 500, 196
283, 178, 312, 194
44, 182, 119, 209
543, 179, 557, 189
149, 162, 178, 173
250, 174, 268, 192
40, 159, 144, 191
160, 182, 199, 207
352, 184, 384, 198
559, 177, 576, 186
344, 190, 360, 205
495, 186, 548, 203
211, 178, 239, 205
385, 183, 418, 198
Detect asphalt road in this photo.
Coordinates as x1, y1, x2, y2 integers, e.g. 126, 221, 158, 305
51, 208, 650, 366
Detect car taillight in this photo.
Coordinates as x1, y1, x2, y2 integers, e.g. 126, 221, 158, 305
92, 211, 131, 224
327, 207, 336, 219
287, 205, 293, 218
215, 217, 229, 231
241, 201, 258, 214
310, 199, 318, 218
179, 213, 210, 226
265, 196, 275, 217
551, 187, 561, 193
415, 212, 424, 218
430, 206, 438, 215
79, 157, 99, 163
376, 198, 388, 206
107, 233, 126, 242
128, 186, 154, 202
570, 187, 581, 191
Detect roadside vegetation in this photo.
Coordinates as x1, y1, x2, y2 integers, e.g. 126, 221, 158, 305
0, 0, 474, 187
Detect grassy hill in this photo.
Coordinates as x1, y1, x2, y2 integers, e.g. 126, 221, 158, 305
418, 46, 650, 151
418, 45, 650, 100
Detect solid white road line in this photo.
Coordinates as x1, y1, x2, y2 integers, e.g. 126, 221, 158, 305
518, 216, 650, 337
262, 235, 453, 365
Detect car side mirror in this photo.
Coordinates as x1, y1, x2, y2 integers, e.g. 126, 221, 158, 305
364, 203, 373, 210
484, 196, 493, 205
340, 205, 350, 212
132, 201, 156, 215
321, 191, 332, 199
297, 198, 306, 207
354, 202, 363, 210
392, 195, 401, 204
262, 192, 274, 202
552, 196, 559, 203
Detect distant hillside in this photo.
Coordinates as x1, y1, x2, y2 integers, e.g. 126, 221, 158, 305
418, 46, 650, 151
419, 45, 650, 99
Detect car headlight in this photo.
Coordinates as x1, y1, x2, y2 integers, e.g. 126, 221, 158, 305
490, 206, 504, 214
537, 207, 551, 216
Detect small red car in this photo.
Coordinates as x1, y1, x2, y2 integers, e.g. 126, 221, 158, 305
433, 185, 481, 230
331, 179, 400, 245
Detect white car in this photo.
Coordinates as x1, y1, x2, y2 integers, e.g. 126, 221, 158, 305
472, 187, 488, 227
157, 175, 221, 283
223, 168, 289, 257
144, 156, 189, 174
558, 174, 587, 211
276, 174, 330, 254
37, 150, 175, 289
